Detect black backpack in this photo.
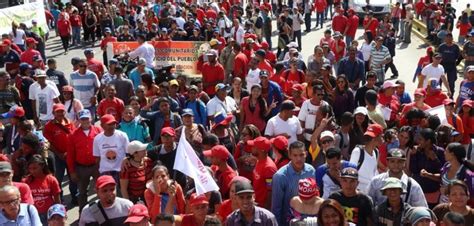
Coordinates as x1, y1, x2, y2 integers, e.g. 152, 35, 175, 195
354, 145, 379, 170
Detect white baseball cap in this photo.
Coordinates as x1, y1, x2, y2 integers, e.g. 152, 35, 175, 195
127, 141, 148, 155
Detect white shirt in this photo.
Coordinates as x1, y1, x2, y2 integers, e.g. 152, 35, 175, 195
218, 17, 232, 38
246, 68, 261, 91
175, 16, 186, 29
206, 96, 237, 117
93, 130, 129, 173
128, 42, 156, 68
298, 100, 327, 141
265, 114, 303, 144
421, 63, 445, 88
360, 42, 373, 61
231, 26, 245, 45
291, 13, 304, 31
349, 147, 379, 194
28, 82, 60, 121
10, 29, 25, 45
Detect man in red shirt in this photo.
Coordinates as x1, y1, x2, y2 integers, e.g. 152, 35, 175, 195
282, 58, 305, 96
203, 145, 237, 199
260, 41, 276, 66
344, 9, 359, 47
97, 84, 125, 121
202, 49, 224, 97
67, 109, 102, 211
331, 7, 348, 34
330, 31, 346, 64
43, 103, 77, 203
363, 11, 379, 37
255, 49, 274, 76
232, 43, 249, 80
20, 38, 44, 68
247, 136, 277, 209
100, 28, 117, 67
0, 162, 34, 204
174, 193, 210, 226
84, 49, 105, 79
424, 78, 449, 107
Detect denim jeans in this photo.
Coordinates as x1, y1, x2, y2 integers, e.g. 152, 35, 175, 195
72, 26, 81, 45
345, 36, 354, 47
316, 12, 324, 28
325, 5, 333, 20
304, 13, 312, 32
55, 157, 78, 202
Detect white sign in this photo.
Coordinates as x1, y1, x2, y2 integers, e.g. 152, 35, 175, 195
0, 1, 48, 35
425, 105, 448, 125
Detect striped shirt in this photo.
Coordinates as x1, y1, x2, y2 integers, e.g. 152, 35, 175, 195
70, 70, 100, 108
370, 45, 391, 69
119, 157, 153, 201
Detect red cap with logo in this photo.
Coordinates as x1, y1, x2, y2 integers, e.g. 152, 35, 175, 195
247, 136, 272, 152
298, 178, 319, 199
364, 124, 384, 138
203, 145, 230, 160
53, 103, 65, 112
124, 204, 149, 223
161, 127, 176, 136
189, 193, 209, 206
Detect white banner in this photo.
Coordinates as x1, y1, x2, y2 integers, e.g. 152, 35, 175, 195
0, 1, 48, 35
425, 105, 448, 125
173, 128, 219, 195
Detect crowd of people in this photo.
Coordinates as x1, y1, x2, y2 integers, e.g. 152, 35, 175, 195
0, 0, 473, 226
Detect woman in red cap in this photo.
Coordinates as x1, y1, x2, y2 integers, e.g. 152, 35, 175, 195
60, 85, 84, 126
233, 124, 260, 180
459, 100, 473, 147
271, 135, 290, 169
288, 178, 323, 221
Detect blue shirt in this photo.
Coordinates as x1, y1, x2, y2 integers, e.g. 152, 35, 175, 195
0, 204, 42, 226
396, 91, 412, 105
185, 99, 208, 127
129, 67, 155, 90
271, 162, 315, 226
337, 57, 365, 83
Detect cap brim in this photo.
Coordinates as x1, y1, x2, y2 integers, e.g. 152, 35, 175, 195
48, 212, 66, 219
97, 181, 116, 189
0, 169, 13, 173
124, 216, 146, 223
364, 132, 377, 138
236, 189, 255, 195
340, 175, 358, 179
203, 150, 213, 157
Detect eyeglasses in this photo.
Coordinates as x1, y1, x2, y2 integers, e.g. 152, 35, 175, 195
321, 139, 333, 144
0, 198, 19, 206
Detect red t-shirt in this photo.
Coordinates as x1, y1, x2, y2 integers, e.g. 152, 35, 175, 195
217, 199, 233, 222
424, 91, 448, 107
196, 9, 206, 24
265, 51, 277, 65
332, 15, 348, 33
253, 157, 277, 207
201, 63, 225, 96
233, 52, 249, 79
269, 72, 285, 90
257, 60, 274, 76
181, 214, 198, 226
43, 120, 76, 154
23, 174, 60, 214
87, 58, 105, 79
283, 70, 305, 95
314, 0, 327, 13
20, 49, 42, 67
57, 19, 71, 37
100, 36, 117, 49
330, 39, 346, 62
13, 182, 34, 204
97, 97, 125, 121
70, 14, 82, 27
363, 17, 379, 37
206, 9, 217, 20
213, 165, 237, 199
346, 15, 359, 38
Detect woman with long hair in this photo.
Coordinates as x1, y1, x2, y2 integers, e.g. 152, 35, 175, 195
456, 12, 472, 44
228, 77, 249, 108
135, 85, 150, 107
141, 73, 160, 98
60, 86, 83, 126
437, 143, 474, 205
332, 75, 354, 120
409, 128, 446, 208
317, 199, 355, 226
144, 165, 186, 224
399, 126, 416, 174
233, 124, 260, 180
459, 100, 474, 148
349, 107, 370, 151
239, 85, 271, 133
9, 21, 26, 51
360, 31, 374, 77
84, 9, 97, 45
272, 135, 290, 169
57, 12, 72, 54
433, 180, 474, 225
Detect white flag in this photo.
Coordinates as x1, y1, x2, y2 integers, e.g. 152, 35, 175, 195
173, 128, 219, 195
425, 105, 448, 125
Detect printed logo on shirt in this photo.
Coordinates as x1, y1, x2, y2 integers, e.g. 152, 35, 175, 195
105, 150, 117, 162
342, 206, 359, 224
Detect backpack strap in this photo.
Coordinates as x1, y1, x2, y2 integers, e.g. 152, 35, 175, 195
27, 204, 32, 224
338, 130, 344, 149
404, 177, 412, 203
89, 201, 110, 225
357, 146, 365, 170
451, 114, 458, 130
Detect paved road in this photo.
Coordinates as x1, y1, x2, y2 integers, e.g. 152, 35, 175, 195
44, 11, 464, 225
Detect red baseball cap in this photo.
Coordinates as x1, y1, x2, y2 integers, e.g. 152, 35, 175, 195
271, 135, 289, 151
298, 178, 319, 200
414, 88, 426, 96
96, 175, 116, 189
1, 39, 11, 46
292, 84, 304, 92
462, 100, 472, 108
364, 124, 384, 138
189, 193, 209, 206
26, 37, 38, 45
203, 145, 230, 160
53, 103, 65, 112
124, 204, 149, 223
260, 41, 269, 49
247, 136, 271, 152
443, 99, 455, 105
12, 106, 25, 118
161, 127, 176, 136
100, 114, 117, 125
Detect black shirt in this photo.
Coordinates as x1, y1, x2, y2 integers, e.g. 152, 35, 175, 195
355, 85, 379, 107
46, 68, 68, 91
329, 191, 375, 226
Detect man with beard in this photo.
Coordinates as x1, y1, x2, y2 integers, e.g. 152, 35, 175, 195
79, 175, 133, 225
